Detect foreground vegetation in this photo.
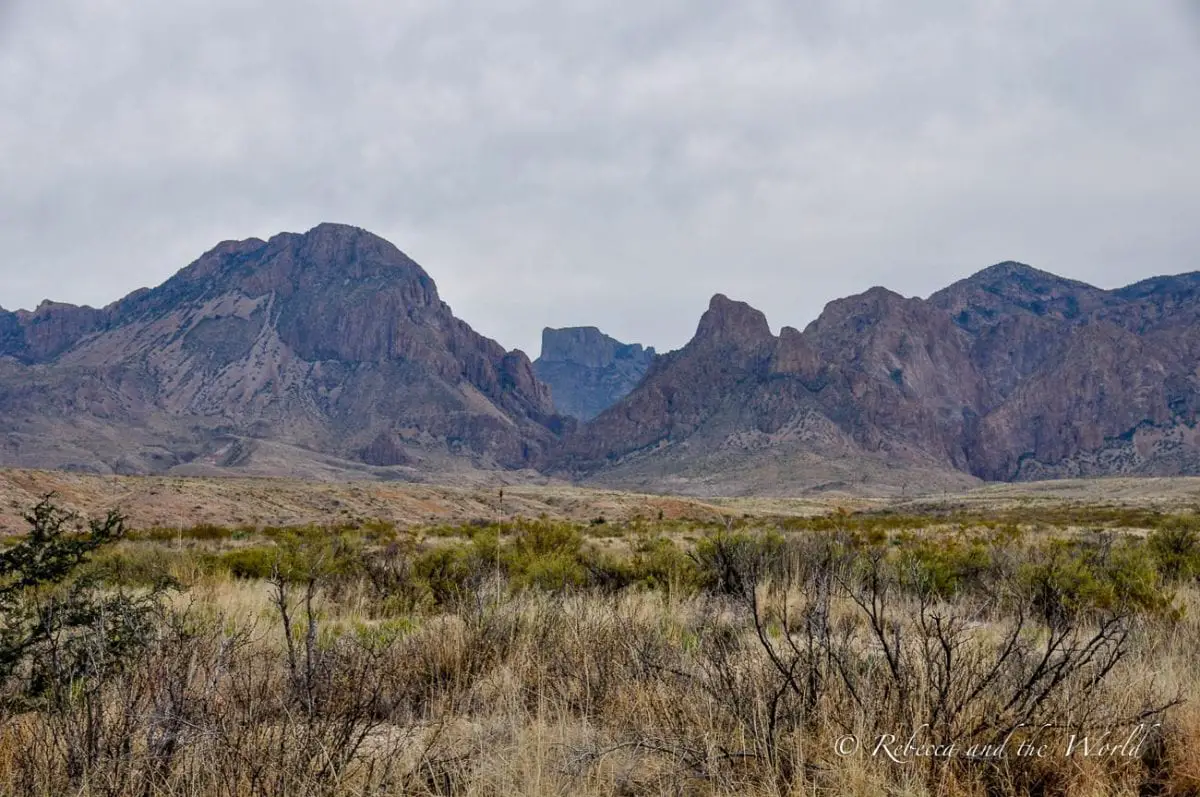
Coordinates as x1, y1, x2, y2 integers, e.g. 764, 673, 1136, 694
2, 496, 1200, 795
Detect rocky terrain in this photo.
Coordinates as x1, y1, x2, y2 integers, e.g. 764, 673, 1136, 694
532, 327, 655, 420
3, 223, 1199, 496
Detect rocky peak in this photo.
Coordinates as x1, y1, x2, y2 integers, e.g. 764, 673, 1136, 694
769, 325, 820, 380
167, 224, 433, 302
805, 287, 909, 338
693, 294, 774, 349
968, 262, 1101, 300
541, 327, 620, 368
538, 326, 654, 369
1114, 272, 1200, 302
0, 223, 566, 475
930, 261, 1113, 332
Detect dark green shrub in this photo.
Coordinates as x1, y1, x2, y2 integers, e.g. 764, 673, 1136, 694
1102, 539, 1172, 615
1019, 537, 1171, 625
629, 536, 700, 593
510, 519, 582, 559
85, 543, 196, 587
0, 496, 167, 710
132, 523, 236, 543
413, 545, 491, 606
691, 529, 785, 597
504, 520, 584, 591
579, 550, 638, 592
510, 550, 588, 591
249, 529, 368, 589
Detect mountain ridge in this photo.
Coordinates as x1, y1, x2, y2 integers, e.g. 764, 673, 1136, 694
4, 223, 1198, 496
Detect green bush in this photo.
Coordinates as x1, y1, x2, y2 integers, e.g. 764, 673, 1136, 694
1019, 537, 1171, 625
133, 523, 237, 543
413, 545, 492, 606
510, 519, 582, 559
0, 496, 167, 710
504, 520, 588, 592
85, 543, 195, 587
1149, 518, 1200, 583
899, 536, 994, 598
511, 550, 588, 591
220, 546, 283, 580
691, 529, 785, 596
629, 536, 700, 593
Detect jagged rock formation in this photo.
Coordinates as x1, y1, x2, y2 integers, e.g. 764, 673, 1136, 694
532, 327, 655, 420
0, 223, 559, 479
554, 263, 1200, 494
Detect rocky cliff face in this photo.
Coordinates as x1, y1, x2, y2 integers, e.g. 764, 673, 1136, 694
532, 327, 655, 420
0, 301, 110, 364
0, 223, 559, 478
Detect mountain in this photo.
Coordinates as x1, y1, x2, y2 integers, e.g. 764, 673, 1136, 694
4, 225, 1199, 496
0, 223, 560, 480
554, 263, 1200, 494
532, 327, 655, 420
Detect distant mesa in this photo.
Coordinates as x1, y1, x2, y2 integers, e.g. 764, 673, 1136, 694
533, 326, 655, 420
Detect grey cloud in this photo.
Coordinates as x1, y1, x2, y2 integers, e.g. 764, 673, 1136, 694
1, 0, 1198, 356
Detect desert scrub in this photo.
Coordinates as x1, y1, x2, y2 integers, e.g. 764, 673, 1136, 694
628, 535, 700, 593
412, 542, 494, 607
84, 541, 206, 587
0, 496, 1197, 796
1149, 516, 1200, 583
1019, 535, 1174, 625
220, 545, 282, 580
131, 522, 241, 543
689, 527, 786, 596
896, 533, 996, 599
0, 496, 168, 717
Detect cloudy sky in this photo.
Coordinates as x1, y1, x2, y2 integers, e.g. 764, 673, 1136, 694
2, 1, 1198, 356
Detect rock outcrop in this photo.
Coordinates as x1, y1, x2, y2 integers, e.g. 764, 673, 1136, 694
532, 327, 655, 420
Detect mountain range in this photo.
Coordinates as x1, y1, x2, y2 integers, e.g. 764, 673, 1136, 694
2, 223, 1197, 496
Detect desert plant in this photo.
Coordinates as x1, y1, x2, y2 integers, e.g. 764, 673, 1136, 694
0, 496, 166, 710
1149, 518, 1200, 583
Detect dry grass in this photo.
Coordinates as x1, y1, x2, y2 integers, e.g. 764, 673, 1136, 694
6, 468, 1198, 538
4, 582, 1186, 796
0, 467, 847, 534
2, 502, 1200, 795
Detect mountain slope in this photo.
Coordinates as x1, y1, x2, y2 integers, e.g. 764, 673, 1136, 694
0, 223, 559, 478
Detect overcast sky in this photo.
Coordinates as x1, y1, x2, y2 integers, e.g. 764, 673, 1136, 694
2, 2, 1198, 357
